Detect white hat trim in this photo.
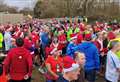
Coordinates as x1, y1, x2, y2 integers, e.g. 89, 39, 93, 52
63, 63, 79, 73
71, 36, 77, 41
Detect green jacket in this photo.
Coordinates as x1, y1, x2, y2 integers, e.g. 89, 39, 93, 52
74, 27, 80, 33
67, 27, 73, 41
0, 33, 3, 48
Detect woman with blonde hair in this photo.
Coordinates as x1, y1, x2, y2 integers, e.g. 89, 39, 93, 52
72, 51, 86, 82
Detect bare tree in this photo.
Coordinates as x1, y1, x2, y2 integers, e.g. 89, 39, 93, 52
34, 0, 120, 19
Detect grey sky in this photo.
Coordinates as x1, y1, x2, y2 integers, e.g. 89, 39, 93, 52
4, 0, 37, 10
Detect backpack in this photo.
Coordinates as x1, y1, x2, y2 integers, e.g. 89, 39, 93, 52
0, 64, 3, 76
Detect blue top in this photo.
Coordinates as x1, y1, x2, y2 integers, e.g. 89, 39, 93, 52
40, 32, 49, 48
75, 42, 100, 71
66, 42, 77, 58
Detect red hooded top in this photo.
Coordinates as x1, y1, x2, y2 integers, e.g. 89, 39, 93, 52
4, 47, 33, 80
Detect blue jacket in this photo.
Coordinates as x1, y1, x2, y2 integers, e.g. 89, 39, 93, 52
66, 42, 77, 58
40, 32, 49, 48
76, 42, 100, 71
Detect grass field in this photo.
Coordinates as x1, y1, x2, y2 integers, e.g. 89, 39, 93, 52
32, 67, 46, 82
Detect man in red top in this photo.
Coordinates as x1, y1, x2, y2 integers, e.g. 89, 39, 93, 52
31, 29, 39, 47
4, 38, 33, 82
58, 28, 67, 49
45, 48, 63, 82
24, 35, 33, 51
58, 28, 67, 55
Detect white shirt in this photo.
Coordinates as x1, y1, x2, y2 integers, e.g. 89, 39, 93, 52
105, 50, 120, 82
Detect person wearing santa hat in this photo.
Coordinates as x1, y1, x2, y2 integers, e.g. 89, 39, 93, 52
79, 22, 86, 32
94, 32, 108, 76
66, 34, 77, 58
40, 25, 51, 60
12, 25, 23, 39
107, 31, 116, 41
58, 27, 67, 55
67, 26, 73, 42
74, 33, 100, 82
56, 56, 80, 82
24, 34, 33, 52
50, 37, 61, 53
4, 26, 13, 53
45, 48, 63, 82
44, 36, 60, 59
31, 29, 40, 66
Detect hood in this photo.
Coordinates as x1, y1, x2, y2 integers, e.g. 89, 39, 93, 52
15, 47, 26, 55
81, 42, 93, 49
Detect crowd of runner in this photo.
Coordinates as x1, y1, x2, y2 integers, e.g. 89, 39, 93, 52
0, 17, 120, 82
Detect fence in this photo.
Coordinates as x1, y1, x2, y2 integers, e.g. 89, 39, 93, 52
0, 13, 24, 24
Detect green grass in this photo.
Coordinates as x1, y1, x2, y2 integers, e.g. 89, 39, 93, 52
32, 67, 46, 82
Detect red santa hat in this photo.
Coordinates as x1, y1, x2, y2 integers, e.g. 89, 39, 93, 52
63, 56, 79, 73
15, 25, 20, 32
77, 33, 83, 43
58, 28, 63, 31
95, 27, 101, 32
84, 33, 92, 41
55, 24, 60, 28
108, 32, 116, 40
70, 33, 77, 41
5, 25, 11, 30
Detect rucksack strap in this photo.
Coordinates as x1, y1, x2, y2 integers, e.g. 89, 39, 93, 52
0, 64, 3, 76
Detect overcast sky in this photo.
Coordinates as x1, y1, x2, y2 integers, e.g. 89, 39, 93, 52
4, 0, 37, 10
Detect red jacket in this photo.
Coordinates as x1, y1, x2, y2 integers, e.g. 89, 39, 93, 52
45, 46, 51, 58
31, 33, 39, 48
24, 38, 33, 49
4, 47, 33, 80
58, 34, 67, 50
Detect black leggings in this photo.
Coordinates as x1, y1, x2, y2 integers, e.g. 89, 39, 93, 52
9, 78, 31, 82
106, 79, 112, 82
